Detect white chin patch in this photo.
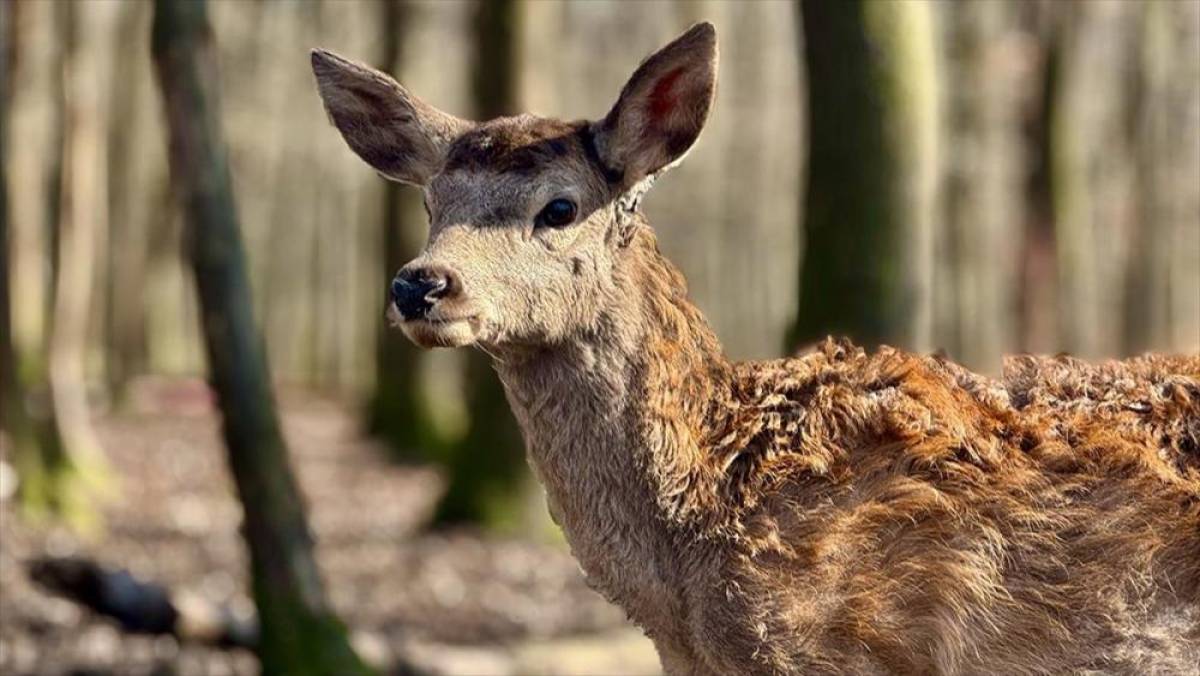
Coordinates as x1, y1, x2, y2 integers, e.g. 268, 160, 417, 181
400, 318, 478, 348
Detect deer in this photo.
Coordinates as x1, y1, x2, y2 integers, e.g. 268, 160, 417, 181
312, 23, 1200, 675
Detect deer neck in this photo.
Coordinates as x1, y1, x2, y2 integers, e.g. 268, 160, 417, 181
492, 223, 734, 606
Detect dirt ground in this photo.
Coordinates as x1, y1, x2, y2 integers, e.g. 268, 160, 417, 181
0, 379, 660, 676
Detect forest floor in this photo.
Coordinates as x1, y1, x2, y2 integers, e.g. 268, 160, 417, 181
0, 378, 660, 676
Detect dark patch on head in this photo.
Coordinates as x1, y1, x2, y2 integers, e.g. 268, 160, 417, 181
443, 116, 623, 190
445, 117, 583, 174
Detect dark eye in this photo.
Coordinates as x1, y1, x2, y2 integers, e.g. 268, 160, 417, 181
535, 198, 577, 228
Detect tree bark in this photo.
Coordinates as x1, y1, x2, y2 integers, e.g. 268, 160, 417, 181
791, 0, 937, 351
150, 1, 373, 673
433, 0, 531, 528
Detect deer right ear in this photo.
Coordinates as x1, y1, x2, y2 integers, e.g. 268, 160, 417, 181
311, 49, 470, 186
592, 22, 718, 189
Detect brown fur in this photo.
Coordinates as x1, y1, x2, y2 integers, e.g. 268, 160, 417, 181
497, 226, 1200, 675
313, 23, 1200, 675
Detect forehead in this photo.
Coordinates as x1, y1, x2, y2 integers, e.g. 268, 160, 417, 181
427, 115, 611, 225
444, 115, 589, 175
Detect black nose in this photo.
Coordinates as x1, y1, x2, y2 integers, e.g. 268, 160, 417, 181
390, 266, 455, 319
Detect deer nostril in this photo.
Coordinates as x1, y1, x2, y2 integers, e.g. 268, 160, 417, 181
391, 266, 459, 320
425, 275, 449, 300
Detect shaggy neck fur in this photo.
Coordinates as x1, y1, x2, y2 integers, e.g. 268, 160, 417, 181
491, 218, 1200, 674
493, 221, 732, 628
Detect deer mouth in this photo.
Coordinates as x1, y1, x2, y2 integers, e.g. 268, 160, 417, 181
395, 312, 480, 348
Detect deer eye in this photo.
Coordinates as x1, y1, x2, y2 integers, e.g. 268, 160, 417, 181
535, 198, 577, 228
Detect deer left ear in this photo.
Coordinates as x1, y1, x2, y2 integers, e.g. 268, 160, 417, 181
311, 49, 470, 186
592, 22, 718, 189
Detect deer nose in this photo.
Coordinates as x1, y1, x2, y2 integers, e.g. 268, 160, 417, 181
390, 266, 457, 320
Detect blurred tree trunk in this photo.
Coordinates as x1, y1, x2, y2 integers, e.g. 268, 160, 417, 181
4, 0, 96, 523
1125, 0, 1200, 354
47, 0, 116, 510
104, 0, 160, 401
261, 4, 318, 383
433, 0, 529, 528
150, 1, 372, 673
1124, 0, 1171, 354
1, 0, 13, 445
367, 0, 442, 458
791, 0, 937, 351
1015, 1, 1060, 355
936, 1, 1023, 373
714, 2, 803, 361
1167, 0, 1200, 353
1047, 3, 1101, 358
1049, 1, 1138, 358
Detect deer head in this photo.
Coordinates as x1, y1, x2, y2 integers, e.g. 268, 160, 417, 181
313, 23, 717, 350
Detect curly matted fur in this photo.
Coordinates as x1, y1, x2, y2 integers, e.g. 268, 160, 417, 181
496, 224, 1200, 675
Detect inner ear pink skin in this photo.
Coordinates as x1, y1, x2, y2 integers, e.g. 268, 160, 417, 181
648, 67, 686, 122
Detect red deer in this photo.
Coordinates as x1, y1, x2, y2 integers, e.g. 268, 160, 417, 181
313, 23, 1200, 675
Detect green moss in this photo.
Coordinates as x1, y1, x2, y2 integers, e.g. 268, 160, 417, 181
6, 377, 108, 533
253, 578, 375, 676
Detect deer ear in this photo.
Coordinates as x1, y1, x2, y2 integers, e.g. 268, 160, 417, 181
592, 22, 718, 188
311, 49, 470, 186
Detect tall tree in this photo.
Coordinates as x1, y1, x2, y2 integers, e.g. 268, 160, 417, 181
47, 0, 116, 508
367, 0, 443, 458
3, 0, 97, 523
432, 0, 530, 527
1, 0, 13, 448
791, 0, 937, 351
150, 1, 372, 673
1048, 1, 1135, 359
1015, 0, 1061, 356
1125, 0, 1200, 355
1165, 0, 1200, 353
104, 0, 162, 401
937, 1, 1022, 372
